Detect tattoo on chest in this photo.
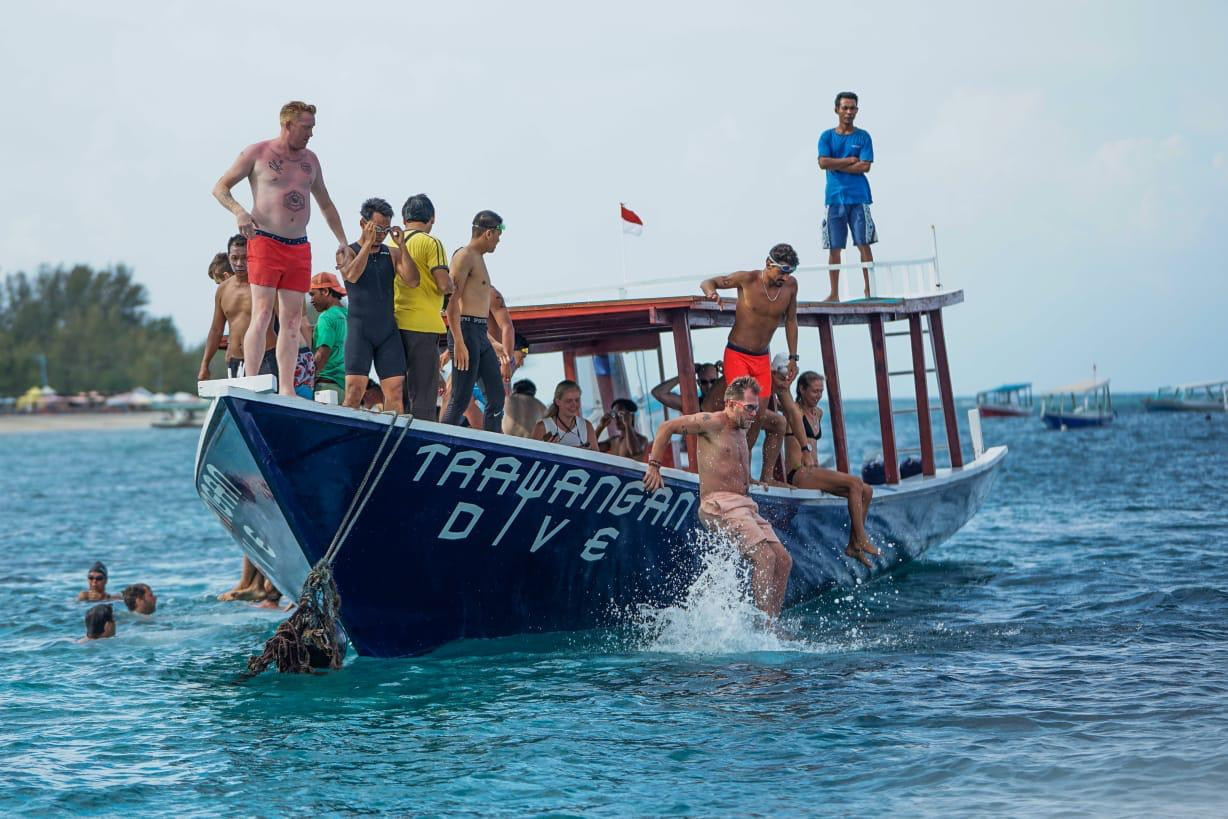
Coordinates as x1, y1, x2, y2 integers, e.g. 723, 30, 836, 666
299, 162, 312, 174
283, 191, 306, 212
267, 159, 283, 173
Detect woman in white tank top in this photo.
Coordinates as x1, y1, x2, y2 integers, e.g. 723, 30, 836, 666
533, 379, 596, 449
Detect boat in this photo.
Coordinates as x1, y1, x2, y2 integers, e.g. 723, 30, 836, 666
151, 399, 211, 428
193, 288, 1007, 658
1039, 377, 1114, 429
1143, 381, 1228, 413
976, 383, 1033, 418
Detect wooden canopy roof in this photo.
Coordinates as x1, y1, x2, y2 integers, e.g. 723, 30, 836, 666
509, 290, 964, 355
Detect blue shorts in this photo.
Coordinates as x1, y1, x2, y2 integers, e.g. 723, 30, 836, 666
822, 204, 878, 249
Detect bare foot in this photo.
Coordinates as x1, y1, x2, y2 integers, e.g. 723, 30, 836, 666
823, 293, 840, 302
757, 478, 790, 489
863, 288, 871, 298
845, 544, 874, 568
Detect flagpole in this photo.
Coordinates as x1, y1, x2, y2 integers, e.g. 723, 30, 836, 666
618, 203, 629, 299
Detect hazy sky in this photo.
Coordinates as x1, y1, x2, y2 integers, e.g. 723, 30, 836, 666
2, 1, 1225, 397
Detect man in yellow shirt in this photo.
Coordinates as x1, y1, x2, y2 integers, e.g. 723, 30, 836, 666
392, 194, 453, 419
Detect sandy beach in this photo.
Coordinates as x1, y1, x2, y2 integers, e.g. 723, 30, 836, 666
0, 412, 166, 435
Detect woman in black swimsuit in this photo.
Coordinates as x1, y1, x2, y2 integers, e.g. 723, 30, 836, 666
774, 369, 879, 567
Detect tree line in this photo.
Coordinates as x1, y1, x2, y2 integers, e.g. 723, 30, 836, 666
0, 265, 202, 396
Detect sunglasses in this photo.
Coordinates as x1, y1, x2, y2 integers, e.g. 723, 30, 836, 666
731, 400, 760, 414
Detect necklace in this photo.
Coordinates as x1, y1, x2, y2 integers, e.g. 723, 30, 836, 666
762, 274, 783, 303
556, 415, 577, 434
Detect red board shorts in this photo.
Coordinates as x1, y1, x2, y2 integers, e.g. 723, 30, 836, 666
723, 342, 772, 398
247, 231, 311, 293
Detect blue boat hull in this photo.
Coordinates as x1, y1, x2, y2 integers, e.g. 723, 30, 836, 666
195, 391, 1006, 657
1040, 411, 1114, 429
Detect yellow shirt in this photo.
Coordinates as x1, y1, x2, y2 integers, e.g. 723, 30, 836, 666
391, 230, 449, 334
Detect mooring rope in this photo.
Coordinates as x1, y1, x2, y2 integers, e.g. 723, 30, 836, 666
245, 410, 412, 677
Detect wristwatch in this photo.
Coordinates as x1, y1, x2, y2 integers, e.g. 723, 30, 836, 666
788, 354, 800, 361
801, 444, 812, 452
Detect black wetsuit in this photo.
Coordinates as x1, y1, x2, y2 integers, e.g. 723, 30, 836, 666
345, 243, 406, 379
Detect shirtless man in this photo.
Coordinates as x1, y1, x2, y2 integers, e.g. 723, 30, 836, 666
441, 210, 513, 431
643, 375, 793, 617
700, 244, 808, 483
772, 368, 879, 567
198, 235, 278, 380
651, 362, 726, 414
212, 101, 351, 397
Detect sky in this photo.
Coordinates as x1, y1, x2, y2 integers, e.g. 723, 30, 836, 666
1, 0, 1225, 398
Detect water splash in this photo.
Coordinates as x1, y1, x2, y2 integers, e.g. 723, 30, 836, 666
631, 528, 814, 654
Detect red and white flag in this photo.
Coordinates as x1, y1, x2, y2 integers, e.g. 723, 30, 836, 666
620, 203, 643, 236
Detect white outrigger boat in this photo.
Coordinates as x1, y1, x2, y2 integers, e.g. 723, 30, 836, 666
1143, 381, 1228, 413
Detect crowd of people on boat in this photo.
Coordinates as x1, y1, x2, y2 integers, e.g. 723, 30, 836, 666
194, 92, 880, 617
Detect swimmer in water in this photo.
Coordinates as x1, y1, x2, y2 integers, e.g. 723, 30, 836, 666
83, 604, 116, 640
77, 562, 120, 602
121, 583, 157, 615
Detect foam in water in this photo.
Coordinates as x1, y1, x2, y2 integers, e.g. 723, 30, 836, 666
632, 528, 814, 654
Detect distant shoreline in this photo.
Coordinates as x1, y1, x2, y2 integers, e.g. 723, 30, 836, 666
0, 412, 161, 435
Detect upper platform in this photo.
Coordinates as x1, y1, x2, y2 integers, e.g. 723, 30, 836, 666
509, 290, 964, 355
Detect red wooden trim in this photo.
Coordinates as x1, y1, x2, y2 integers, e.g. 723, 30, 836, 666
528, 332, 663, 356
670, 310, 700, 472
928, 309, 963, 467
816, 316, 849, 474
562, 351, 577, 383
869, 315, 899, 484
909, 314, 936, 476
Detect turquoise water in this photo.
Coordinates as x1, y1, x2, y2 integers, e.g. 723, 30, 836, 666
2, 400, 1227, 815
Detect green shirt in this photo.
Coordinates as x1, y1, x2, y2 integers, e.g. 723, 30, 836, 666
314, 304, 348, 387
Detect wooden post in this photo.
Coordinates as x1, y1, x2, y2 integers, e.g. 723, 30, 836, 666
869, 315, 899, 484
562, 350, 578, 383
816, 316, 849, 474
670, 310, 699, 471
928, 308, 963, 467
909, 313, 936, 476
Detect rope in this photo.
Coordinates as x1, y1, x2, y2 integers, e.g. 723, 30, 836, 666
245, 410, 412, 676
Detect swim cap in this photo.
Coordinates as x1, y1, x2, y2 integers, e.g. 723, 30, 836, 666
89, 561, 108, 578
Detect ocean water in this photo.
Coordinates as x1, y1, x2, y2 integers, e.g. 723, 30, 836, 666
2, 400, 1227, 815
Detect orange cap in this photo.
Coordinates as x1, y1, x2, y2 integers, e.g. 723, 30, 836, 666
310, 271, 346, 295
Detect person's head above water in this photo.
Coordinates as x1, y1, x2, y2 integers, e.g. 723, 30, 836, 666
122, 583, 157, 615
84, 604, 115, 640
87, 562, 108, 592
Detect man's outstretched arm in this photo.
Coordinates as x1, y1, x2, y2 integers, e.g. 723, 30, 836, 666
642, 412, 723, 490
699, 270, 753, 310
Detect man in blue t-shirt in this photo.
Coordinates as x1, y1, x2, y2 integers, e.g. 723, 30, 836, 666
818, 91, 877, 301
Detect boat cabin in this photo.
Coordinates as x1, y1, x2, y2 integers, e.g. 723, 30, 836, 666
1039, 378, 1113, 429
976, 383, 1033, 418
509, 290, 969, 485
1144, 380, 1228, 413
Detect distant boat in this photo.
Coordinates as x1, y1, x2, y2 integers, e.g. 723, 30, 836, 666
150, 399, 210, 428
1039, 378, 1114, 429
976, 382, 1033, 418
1143, 381, 1228, 413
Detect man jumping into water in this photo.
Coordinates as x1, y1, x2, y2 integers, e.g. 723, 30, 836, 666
643, 375, 794, 618
212, 100, 351, 397
699, 244, 809, 483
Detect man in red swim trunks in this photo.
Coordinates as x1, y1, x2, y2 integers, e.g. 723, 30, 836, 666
212, 101, 352, 397
699, 244, 808, 483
